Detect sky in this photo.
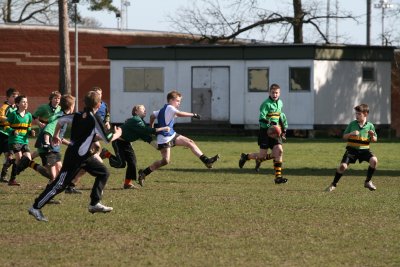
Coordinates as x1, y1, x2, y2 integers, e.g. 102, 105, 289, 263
78, 0, 400, 46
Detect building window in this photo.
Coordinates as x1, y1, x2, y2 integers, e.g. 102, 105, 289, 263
289, 67, 311, 91
362, 67, 375, 82
124, 67, 164, 92
248, 68, 269, 92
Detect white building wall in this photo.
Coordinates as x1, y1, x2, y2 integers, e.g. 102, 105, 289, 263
244, 59, 314, 129
110, 58, 390, 128
314, 60, 391, 125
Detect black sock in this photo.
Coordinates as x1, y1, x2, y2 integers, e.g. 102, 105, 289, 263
199, 154, 208, 163
143, 167, 152, 176
332, 172, 343, 187
366, 167, 375, 182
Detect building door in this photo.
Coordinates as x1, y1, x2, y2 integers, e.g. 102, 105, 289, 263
192, 67, 229, 121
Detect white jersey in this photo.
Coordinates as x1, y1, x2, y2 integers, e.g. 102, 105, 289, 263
153, 105, 179, 144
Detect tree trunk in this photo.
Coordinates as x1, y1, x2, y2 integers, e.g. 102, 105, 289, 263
293, 0, 304, 43
58, 0, 71, 94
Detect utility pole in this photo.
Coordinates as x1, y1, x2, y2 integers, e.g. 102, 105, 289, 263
120, 0, 131, 30
367, 0, 371, 45
374, 0, 393, 45
326, 0, 330, 41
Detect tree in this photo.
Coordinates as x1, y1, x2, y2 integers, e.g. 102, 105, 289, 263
1, 0, 119, 27
1, 0, 120, 94
59, 0, 71, 94
1, 0, 58, 24
169, 0, 356, 44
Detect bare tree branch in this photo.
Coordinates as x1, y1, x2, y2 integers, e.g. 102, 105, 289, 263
169, 0, 359, 44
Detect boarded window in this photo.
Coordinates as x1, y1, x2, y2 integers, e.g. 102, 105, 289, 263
248, 68, 269, 92
362, 67, 375, 82
124, 68, 164, 92
289, 67, 311, 91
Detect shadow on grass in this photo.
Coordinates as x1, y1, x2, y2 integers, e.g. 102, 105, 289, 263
163, 167, 400, 177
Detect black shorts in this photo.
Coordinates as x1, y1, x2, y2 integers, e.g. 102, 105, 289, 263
40, 152, 62, 167
258, 128, 282, 150
341, 147, 374, 164
0, 132, 8, 154
9, 143, 30, 154
157, 134, 180, 150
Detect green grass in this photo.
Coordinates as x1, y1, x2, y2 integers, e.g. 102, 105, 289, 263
0, 136, 399, 266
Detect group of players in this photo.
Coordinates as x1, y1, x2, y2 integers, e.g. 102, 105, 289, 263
0, 83, 378, 222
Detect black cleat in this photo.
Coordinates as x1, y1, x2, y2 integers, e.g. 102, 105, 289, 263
274, 177, 288, 184
205, 154, 220, 169
238, 153, 248, 169
138, 169, 146, 187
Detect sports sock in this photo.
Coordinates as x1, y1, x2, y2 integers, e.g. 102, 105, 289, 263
273, 160, 283, 178
262, 154, 273, 161
199, 154, 208, 164
143, 167, 152, 176
365, 167, 375, 182
332, 172, 343, 187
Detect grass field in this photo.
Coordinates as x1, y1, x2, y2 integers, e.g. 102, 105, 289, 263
0, 136, 399, 267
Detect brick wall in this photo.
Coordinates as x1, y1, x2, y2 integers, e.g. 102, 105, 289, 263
0, 24, 194, 112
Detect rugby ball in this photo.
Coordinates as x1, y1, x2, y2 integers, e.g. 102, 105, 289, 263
267, 125, 282, 138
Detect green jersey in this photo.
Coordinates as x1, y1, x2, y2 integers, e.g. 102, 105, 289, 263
0, 101, 17, 135
33, 103, 61, 124
36, 111, 67, 153
6, 110, 33, 145
120, 115, 155, 143
344, 120, 377, 150
259, 97, 284, 129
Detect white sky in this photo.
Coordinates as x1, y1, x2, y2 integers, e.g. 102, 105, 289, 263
79, 0, 400, 45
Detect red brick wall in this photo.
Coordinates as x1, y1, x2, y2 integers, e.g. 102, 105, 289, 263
0, 25, 194, 112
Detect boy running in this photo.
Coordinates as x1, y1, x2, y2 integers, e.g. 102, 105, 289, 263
238, 83, 288, 184
17, 94, 76, 181
28, 91, 122, 222
6, 95, 35, 186
0, 88, 19, 183
137, 90, 219, 186
326, 104, 378, 192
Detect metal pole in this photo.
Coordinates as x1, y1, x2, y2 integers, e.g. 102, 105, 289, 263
367, 0, 371, 45
75, 2, 79, 111
326, 0, 330, 41
381, 6, 385, 45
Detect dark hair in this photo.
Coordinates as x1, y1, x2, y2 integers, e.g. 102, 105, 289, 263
49, 91, 61, 101
15, 95, 27, 104
354, 104, 369, 114
84, 91, 101, 110
6, 88, 19, 98
270, 84, 281, 91
60, 94, 75, 111
167, 90, 182, 102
